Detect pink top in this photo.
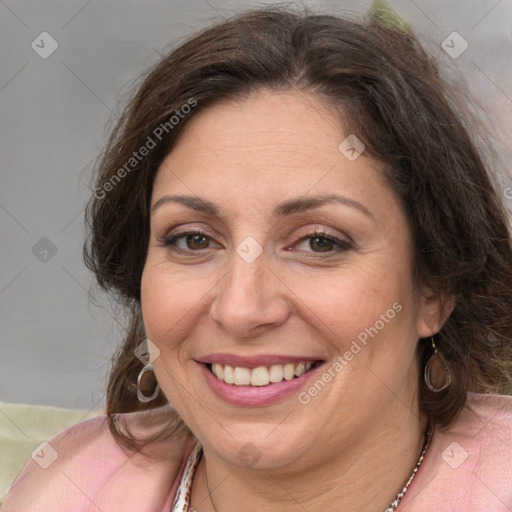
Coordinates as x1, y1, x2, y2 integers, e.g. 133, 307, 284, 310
3, 392, 512, 511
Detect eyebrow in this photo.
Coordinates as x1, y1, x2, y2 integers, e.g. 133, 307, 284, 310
151, 193, 374, 220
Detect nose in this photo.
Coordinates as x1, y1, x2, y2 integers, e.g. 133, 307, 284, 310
209, 250, 291, 338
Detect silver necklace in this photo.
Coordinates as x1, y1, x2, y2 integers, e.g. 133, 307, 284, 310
202, 429, 432, 512
383, 429, 432, 511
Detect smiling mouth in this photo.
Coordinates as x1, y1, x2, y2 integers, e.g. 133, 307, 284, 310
206, 361, 322, 387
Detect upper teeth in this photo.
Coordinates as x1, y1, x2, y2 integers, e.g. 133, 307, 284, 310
211, 362, 315, 386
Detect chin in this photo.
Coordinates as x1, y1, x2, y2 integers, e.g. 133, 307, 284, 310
203, 423, 316, 470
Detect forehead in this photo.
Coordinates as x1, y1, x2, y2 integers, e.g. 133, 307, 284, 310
169, 89, 344, 162
151, 89, 392, 217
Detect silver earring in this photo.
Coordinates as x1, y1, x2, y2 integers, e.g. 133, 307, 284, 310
136, 363, 160, 403
424, 337, 452, 392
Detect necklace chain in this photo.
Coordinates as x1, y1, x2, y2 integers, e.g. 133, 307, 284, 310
201, 429, 432, 512
383, 429, 432, 511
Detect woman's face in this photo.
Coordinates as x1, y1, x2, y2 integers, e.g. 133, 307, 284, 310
141, 89, 444, 469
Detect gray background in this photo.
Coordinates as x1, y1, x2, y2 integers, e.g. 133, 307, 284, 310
1, 0, 511, 412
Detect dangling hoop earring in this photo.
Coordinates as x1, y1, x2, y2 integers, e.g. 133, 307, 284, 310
136, 363, 160, 403
424, 336, 452, 392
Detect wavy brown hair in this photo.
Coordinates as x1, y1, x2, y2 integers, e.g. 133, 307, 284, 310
84, 5, 512, 452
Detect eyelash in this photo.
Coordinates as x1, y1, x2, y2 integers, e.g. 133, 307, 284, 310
161, 229, 352, 256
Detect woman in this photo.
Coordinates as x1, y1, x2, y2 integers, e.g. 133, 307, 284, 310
4, 4, 512, 511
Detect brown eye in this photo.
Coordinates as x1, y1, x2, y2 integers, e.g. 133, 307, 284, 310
185, 234, 210, 250
163, 230, 218, 252
294, 230, 352, 255
309, 236, 335, 253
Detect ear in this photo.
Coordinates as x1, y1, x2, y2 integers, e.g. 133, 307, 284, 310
416, 285, 456, 338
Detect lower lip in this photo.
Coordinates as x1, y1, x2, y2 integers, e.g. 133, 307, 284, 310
198, 362, 324, 407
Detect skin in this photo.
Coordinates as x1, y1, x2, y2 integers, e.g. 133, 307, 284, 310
141, 89, 451, 511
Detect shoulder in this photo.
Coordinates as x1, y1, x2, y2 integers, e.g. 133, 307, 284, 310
402, 393, 512, 511
2, 405, 196, 512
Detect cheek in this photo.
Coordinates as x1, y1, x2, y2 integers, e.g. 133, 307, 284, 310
286, 264, 409, 343
140, 262, 214, 351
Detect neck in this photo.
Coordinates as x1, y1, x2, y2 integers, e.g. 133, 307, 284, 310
190, 412, 429, 512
